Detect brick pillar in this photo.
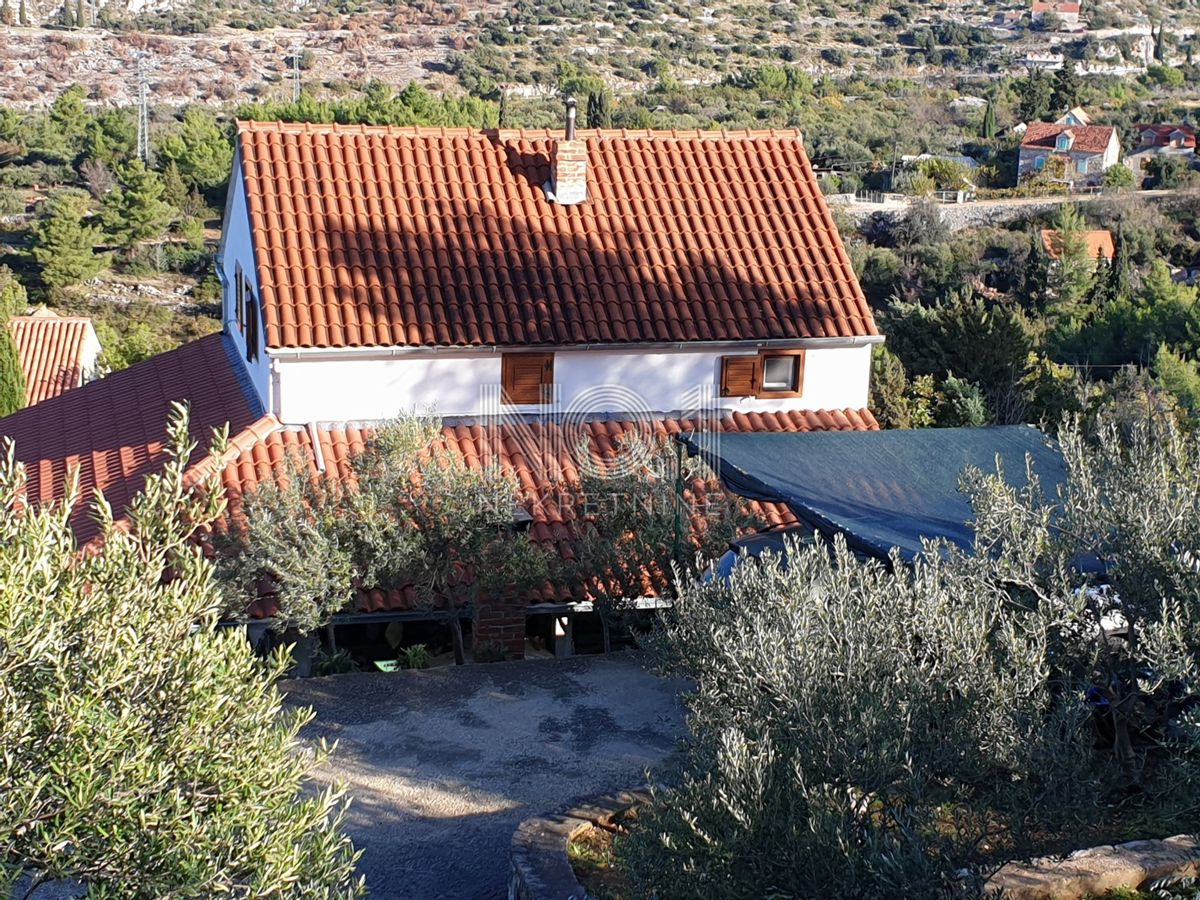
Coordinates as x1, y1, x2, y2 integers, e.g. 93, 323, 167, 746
474, 597, 526, 660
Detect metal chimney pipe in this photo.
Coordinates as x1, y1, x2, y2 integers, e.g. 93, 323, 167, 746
565, 97, 577, 141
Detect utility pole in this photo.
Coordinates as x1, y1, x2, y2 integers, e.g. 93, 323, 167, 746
291, 41, 301, 102
135, 52, 151, 165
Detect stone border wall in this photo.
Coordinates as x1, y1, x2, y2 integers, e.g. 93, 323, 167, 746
986, 833, 1200, 899
509, 791, 1199, 900
508, 789, 650, 900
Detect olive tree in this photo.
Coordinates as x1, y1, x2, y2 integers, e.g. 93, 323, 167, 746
571, 435, 759, 651
0, 404, 362, 898
218, 416, 553, 663
620, 413, 1200, 898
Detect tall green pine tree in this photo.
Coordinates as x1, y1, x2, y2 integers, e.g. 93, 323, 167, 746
32, 192, 109, 289
102, 161, 173, 249
1155, 24, 1167, 62
1018, 69, 1053, 123
17, 0, 27, 25
1051, 58, 1081, 112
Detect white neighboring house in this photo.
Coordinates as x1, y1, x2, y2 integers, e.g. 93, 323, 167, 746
217, 116, 883, 426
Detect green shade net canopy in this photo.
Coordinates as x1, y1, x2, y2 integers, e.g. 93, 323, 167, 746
677, 426, 1066, 562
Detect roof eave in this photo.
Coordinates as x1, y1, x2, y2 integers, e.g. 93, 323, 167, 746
265, 334, 886, 362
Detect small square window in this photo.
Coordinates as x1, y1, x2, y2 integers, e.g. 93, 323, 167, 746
761, 355, 797, 392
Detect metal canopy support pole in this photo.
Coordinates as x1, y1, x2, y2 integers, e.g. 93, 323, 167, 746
554, 615, 574, 657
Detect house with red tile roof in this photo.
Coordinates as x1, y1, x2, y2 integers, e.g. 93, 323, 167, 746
8, 308, 101, 406
1124, 124, 1197, 185
218, 113, 881, 425
1031, 0, 1082, 26
1, 105, 883, 655
1018, 122, 1120, 187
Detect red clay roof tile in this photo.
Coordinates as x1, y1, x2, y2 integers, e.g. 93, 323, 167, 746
1020, 122, 1116, 155
215, 408, 878, 617
0, 333, 262, 543
235, 122, 877, 350
8, 310, 96, 406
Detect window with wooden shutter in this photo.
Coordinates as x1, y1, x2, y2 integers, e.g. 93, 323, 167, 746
501, 352, 554, 404
720, 355, 760, 397
756, 349, 804, 398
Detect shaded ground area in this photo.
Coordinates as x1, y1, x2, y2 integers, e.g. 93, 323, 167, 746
284, 653, 687, 899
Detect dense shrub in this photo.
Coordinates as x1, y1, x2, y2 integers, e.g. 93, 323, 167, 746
0, 406, 363, 896
620, 414, 1200, 898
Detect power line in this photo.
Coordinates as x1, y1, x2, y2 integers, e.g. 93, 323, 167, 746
135, 52, 151, 165
292, 42, 302, 103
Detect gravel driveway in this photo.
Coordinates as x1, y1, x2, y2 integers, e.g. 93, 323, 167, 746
283, 653, 687, 899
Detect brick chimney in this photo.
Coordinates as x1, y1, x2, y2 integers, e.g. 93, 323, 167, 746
550, 97, 587, 205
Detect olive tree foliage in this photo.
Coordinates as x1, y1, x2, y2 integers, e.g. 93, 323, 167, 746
217, 416, 553, 662
0, 404, 362, 898
621, 414, 1200, 899
570, 436, 760, 651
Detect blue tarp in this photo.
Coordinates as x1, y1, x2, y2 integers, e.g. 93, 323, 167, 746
678, 426, 1067, 562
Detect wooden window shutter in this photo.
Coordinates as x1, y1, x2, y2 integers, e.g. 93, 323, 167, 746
502, 352, 553, 404
245, 291, 259, 364
234, 263, 245, 333
719, 355, 760, 397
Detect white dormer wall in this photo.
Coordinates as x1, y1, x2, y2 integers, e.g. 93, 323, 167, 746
80, 322, 102, 383
216, 147, 271, 411
1103, 129, 1120, 169
266, 342, 877, 424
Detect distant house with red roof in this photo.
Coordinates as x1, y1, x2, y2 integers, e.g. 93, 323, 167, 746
1031, 0, 1081, 26
1124, 124, 1197, 184
7, 308, 100, 406
1040, 228, 1114, 264
1, 106, 883, 655
1018, 121, 1120, 186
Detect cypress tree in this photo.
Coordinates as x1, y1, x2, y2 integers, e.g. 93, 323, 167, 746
0, 265, 28, 318
497, 89, 509, 128
0, 266, 27, 417
981, 99, 997, 140
1155, 24, 1167, 62
1108, 224, 1130, 301
0, 0, 13, 27
586, 90, 613, 129
60, 1, 73, 27
0, 323, 25, 417
17, 0, 27, 25
76, 0, 84, 26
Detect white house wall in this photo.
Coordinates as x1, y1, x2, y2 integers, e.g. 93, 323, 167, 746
216, 148, 271, 410
270, 344, 873, 423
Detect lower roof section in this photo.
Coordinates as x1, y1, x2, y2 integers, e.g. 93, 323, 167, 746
217, 408, 878, 617
0, 333, 263, 543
